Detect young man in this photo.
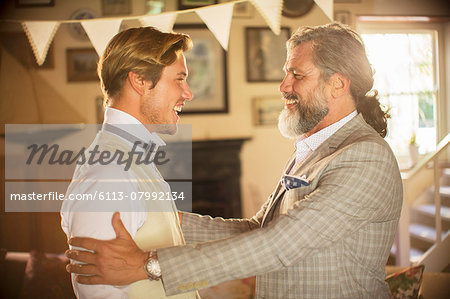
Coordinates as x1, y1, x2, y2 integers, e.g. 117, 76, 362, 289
60, 27, 199, 298
66, 23, 402, 298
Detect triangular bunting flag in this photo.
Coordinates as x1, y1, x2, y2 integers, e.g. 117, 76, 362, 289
314, 0, 333, 21
195, 3, 234, 50
81, 19, 122, 57
139, 13, 177, 32
250, 0, 282, 35
22, 21, 60, 66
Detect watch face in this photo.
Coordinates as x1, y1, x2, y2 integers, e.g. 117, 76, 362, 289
146, 259, 161, 278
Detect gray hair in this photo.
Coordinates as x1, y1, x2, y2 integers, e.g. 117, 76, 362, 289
287, 23, 389, 137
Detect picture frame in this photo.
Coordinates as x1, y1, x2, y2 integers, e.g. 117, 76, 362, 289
178, 0, 217, 10
334, 10, 352, 26
102, 0, 131, 16
15, 0, 54, 7
174, 25, 228, 114
253, 97, 284, 126
66, 48, 99, 82
246, 27, 291, 82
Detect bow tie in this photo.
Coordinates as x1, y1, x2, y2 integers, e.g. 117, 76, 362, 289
281, 174, 309, 190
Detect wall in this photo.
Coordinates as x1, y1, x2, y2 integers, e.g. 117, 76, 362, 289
1, 0, 449, 220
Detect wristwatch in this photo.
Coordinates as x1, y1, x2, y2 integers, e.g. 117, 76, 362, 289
144, 250, 161, 281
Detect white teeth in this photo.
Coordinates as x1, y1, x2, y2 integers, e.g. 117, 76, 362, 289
174, 105, 182, 112
285, 99, 298, 105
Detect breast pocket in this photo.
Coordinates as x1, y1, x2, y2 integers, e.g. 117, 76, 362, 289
280, 186, 313, 214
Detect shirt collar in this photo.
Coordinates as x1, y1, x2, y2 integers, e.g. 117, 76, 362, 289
295, 110, 357, 152
103, 107, 166, 148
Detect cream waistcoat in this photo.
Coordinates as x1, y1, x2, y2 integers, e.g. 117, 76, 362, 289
99, 131, 198, 299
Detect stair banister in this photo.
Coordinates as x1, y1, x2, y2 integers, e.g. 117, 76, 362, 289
434, 157, 442, 243
397, 133, 450, 266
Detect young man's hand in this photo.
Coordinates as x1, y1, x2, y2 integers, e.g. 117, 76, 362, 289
66, 212, 148, 285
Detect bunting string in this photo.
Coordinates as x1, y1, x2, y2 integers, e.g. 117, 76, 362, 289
1, 0, 333, 66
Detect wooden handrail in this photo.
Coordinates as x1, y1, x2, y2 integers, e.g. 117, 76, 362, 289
402, 133, 450, 180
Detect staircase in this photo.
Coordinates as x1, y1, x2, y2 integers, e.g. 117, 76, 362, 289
408, 169, 450, 263
393, 133, 450, 271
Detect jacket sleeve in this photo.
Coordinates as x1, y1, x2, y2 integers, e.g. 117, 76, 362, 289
158, 140, 403, 296
180, 198, 270, 244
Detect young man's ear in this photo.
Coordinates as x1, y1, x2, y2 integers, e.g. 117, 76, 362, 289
128, 71, 152, 95
330, 73, 350, 98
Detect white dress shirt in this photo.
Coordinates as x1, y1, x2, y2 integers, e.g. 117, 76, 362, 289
294, 110, 357, 167
61, 108, 194, 299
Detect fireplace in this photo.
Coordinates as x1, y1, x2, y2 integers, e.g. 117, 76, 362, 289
191, 138, 249, 218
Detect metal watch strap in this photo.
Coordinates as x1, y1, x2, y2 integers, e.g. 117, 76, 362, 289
144, 250, 161, 281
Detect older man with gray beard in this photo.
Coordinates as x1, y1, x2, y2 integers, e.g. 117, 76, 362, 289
66, 23, 403, 299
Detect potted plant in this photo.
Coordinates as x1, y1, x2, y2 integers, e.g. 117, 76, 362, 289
409, 133, 419, 167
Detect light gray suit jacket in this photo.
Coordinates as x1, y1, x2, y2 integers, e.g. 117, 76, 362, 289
158, 114, 403, 298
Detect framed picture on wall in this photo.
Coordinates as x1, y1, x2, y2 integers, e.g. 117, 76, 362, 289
174, 25, 228, 114
178, 0, 217, 10
15, 0, 54, 7
66, 48, 99, 82
246, 27, 290, 82
253, 97, 284, 126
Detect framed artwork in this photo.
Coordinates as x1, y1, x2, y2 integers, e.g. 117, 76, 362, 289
0, 31, 54, 69
66, 48, 99, 82
246, 27, 290, 82
102, 0, 131, 15
15, 0, 54, 7
334, 10, 352, 26
178, 0, 217, 10
174, 25, 228, 114
253, 97, 283, 126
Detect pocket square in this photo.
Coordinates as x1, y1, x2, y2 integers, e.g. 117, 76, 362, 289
282, 175, 309, 190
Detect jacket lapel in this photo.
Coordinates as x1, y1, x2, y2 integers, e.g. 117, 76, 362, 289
260, 114, 367, 227
261, 152, 296, 226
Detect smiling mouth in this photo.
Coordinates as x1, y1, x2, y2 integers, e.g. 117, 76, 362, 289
173, 103, 184, 114
284, 99, 299, 109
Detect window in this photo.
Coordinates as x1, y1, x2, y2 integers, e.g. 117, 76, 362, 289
358, 22, 443, 166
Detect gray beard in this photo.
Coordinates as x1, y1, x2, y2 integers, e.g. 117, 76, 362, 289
278, 91, 329, 139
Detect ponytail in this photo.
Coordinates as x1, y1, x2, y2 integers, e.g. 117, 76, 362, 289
355, 90, 390, 138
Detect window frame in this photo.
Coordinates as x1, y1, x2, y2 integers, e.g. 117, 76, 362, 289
356, 21, 447, 160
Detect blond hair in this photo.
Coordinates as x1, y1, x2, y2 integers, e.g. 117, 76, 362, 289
98, 27, 192, 106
